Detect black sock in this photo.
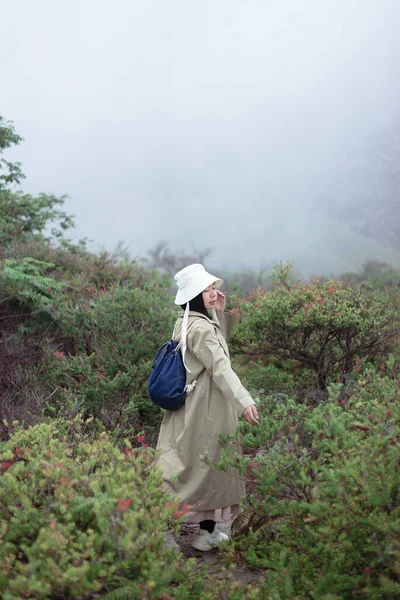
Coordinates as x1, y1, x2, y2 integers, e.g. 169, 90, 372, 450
199, 519, 215, 533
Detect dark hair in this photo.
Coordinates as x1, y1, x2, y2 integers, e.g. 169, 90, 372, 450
180, 291, 210, 318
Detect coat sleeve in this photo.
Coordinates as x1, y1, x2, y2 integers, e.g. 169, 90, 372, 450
188, 324, 255, 415
216, 310, 236, 342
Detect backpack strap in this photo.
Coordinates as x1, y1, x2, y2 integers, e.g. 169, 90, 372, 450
175, 319, 203, 352
179, 319, 205, 395
171, 318, 204, 375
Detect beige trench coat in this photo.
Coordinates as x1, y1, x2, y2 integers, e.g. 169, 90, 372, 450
156, 310, 254, 512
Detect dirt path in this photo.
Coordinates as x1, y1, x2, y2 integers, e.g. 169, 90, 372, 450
177, 522, 264, 588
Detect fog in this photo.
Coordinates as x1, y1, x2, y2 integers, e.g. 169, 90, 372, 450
1, 0, 400, 275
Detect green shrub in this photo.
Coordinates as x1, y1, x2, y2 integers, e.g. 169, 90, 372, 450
232, 263, 399, 390
219, 370, 400, 599
232, 357, 297, 397
0, 418, 265, 600
340, 260, 400, 290
49, 281, 175, 361
42, 353, 162, 435
38, 281, 176, 432
0, 252, 175, 434
0, 419, 179, 598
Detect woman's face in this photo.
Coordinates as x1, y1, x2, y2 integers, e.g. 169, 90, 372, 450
202, 283, 217, 309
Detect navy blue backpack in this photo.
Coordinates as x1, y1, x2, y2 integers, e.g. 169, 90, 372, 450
148, 340, 187, 410
148, 320, 201, 410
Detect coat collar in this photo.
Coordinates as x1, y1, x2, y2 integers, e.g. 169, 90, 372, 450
177, 310, 220, 328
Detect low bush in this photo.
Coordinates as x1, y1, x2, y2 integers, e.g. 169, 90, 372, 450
232, 357, 300, 398
38, 281, 176, 433
232, 263, 399, 390
42, 353, 162, 437
0, 252, 175, 434
0, 418, 263, 600
218, 369, 400, 599
340, 260, 400, 290
0, 418, 181, 598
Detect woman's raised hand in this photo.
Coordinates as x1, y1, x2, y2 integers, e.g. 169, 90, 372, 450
215, 290, 226, 311
242, 405, 259, 426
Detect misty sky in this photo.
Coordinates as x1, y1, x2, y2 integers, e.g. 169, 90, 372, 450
1, 0, 400, 275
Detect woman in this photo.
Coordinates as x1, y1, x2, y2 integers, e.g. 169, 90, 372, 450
157, 263, 259, 552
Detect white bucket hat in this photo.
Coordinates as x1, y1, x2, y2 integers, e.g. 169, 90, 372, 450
174, 263, 223, 305
174, 264, 223, 372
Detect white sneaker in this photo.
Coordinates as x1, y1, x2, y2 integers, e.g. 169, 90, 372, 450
191, 529, 229, 551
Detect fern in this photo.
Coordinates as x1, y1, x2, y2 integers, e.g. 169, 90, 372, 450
0, 257, 64, 311
102, 586, 138, 600
2, 257, 62, 292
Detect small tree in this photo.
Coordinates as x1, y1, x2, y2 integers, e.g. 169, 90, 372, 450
232, 263, 399, 390
0, 116, 24, 189
340, 260, 400, 290
0, 115, 81, 248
